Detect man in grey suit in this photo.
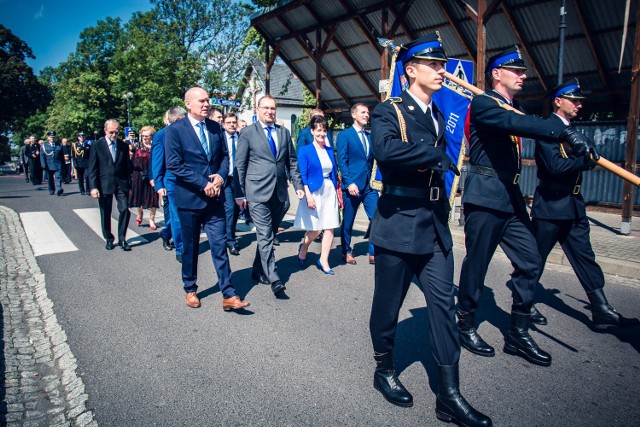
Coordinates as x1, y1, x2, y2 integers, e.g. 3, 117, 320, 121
235, 95, 304, 295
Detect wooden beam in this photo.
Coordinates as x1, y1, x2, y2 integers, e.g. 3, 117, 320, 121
381, 7, 389, 101
316, 28, 322, 108
476, 0, 486, 90
456, 0, 478, 24
571, 0, 608, 87
501, 1, 548, 92
388, 1, 416, 38
436, 0, 475, 61
483, 0, 504, 24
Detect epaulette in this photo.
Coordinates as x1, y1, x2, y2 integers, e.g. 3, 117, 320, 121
388, 97, 403, 104
479, 92, 517, 112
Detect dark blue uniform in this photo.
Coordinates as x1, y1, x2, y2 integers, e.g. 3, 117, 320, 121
369, 91, 458, 366
531, 113, 603, 293
458, 90, 567, 316
40, 139, 64, 195
72, 138, 91, 195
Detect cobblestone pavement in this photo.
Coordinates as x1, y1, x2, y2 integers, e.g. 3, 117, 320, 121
0, 206, 96, 426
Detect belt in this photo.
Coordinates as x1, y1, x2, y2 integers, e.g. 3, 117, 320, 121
383, 184, 441, 201
469, 165, 520, 185
540, 181, 581, 195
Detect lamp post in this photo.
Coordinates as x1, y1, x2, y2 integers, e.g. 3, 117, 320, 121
122, 92, 133, 128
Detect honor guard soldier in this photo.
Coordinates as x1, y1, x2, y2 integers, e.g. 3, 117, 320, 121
40, 131, 65, 196
369, 33, 491, 427
530, 78, 639, 330
457, 47, 597, 366
72, 132, 91, 195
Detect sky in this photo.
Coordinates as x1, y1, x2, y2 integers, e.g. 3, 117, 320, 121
1, 0, 153, 74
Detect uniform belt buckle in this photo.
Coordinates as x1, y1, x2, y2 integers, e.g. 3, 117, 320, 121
513, 173, 520, 185
573, 185, 581, 195
429, 187, 440, 201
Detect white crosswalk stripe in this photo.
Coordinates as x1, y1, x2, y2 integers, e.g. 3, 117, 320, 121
20, 212, 78, 256
73, 208, 148, 245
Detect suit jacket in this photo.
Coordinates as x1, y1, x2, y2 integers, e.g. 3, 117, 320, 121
369, 91, 452, 255
462, 89, 568, 214
297, 126, 334, 150
297, 143, 338, 192
337, 126, 374, 191
88, 137, 131, 194
40, 142, 64, 171
235, 121, 303, 203
165, 116, 229, 209
531, 114, 593, 220
151, 126, 176, 191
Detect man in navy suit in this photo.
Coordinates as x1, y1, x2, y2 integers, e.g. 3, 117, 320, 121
337, 103, 378, 265
40, 131, 64, 196
165, 87, 249, 311
151, 106, 186, 260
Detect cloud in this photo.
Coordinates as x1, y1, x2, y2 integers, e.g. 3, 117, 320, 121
34, 4, 44, 20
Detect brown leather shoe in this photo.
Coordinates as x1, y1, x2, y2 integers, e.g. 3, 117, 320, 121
344, 253, 357, 265
369, 256, 375, 265
186, 292, 201, 308
222, 296, 250, 311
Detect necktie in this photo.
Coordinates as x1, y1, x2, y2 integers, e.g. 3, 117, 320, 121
198, 122, 209, 157
109, 141, 116, 161
266, 126, 277, 158
359, 130, 368, 157
230, 134, 236, 164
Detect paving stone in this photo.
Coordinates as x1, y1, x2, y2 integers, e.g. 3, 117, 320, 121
75, 411, 95, 427
67, 404, 87, 419
7, 403, 25, 412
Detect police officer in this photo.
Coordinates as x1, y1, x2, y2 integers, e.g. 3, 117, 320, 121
530, 78, 639, 331
72, 132, 91, 195
369, 33, 491, 427
457, 47, 596, 366
40, 131, 64, 196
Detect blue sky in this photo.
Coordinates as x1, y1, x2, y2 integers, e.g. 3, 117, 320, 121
1, 0, 153, 74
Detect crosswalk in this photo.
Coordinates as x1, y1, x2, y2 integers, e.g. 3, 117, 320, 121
21, 208, 158, 257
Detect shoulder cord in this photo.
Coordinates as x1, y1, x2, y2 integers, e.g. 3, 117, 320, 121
42, 143, 54, 156
73, 142, 84, 157
391, 101, 435, 186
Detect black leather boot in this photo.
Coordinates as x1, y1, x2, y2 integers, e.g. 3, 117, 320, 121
436, 364, 492, 427
530, 304, 548, 325
587, 288, 640, 331
373, 352, 413, 407
504, 309, 551, 366
457, 308, 495, 357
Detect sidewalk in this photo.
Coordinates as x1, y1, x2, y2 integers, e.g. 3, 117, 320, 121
285, 188, 640, 280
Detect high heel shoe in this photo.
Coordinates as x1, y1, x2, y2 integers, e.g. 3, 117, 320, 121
149, 219, 157, 230
316, 260, 334, 275
297, 244, 306, 267
136, 216, 142, 226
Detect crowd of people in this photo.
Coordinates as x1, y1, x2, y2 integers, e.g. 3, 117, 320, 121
17, 32, 639, 427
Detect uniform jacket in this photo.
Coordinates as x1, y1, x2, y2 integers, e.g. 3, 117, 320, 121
165, 116, 229, 210
151, 125, 176, 191
234, 121, 303, 203
369, 91, 453, 255
531, 114, 593, 220
337, 126, 374, 191
88, 137, 132, 194
462, 89, 567, 214
297, 143, 338, 192
40, 141, 64, 171
72, 140, 91, 169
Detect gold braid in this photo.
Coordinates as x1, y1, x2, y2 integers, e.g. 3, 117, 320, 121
73, 142, 84, 158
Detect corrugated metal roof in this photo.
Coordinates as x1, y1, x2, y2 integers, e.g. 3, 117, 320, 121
251, 0, 638, 120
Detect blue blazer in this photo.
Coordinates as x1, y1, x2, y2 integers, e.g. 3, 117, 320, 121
297, 143, 338, 193
297, 126, 334, 150
151, 126, 176, 191
337, 126, 374, 191
165, 116, 229, 209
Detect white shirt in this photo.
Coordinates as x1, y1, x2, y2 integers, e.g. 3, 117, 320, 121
259, 120, 278, 155
225, 131, 236, 176
187, 115, 209, 145
406, 90, 439, 135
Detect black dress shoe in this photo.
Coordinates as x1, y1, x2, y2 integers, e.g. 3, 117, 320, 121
105, 240, 115, 250
176, 253, 182, 263
273, 236, 280, 246
251, 271, 270, 285
162, 237, 173, 251
80, 191, 86, 195
119, 241, 131, 251
530, 304, 548, 325
436, 364, 492, 427
457, 309, 495, 357
373, 352, 413, 407
228, 245, 240, 256
271, 280, 286, 294
57, 189, 64, 196
588, 288, 640, 331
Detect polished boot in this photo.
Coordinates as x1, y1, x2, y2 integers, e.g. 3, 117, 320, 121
373, 352, 413, 407
436, 364, 492, 427
504, 309, 551, 366
587, 288, 640, 331
457, 309, 495, 357
530, 304, 548, 325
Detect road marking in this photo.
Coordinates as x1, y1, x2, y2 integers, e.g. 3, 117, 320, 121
73, 208, 148, 245
19, 212, 78, 256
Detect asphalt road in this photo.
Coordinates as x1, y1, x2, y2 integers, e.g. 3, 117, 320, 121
2, 175, 639, 426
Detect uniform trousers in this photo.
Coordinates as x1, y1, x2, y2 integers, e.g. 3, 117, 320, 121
370, 240, 460, 366
249, 191, 287, 283
178, 202, 233, 297
532, 216, 604, 293
341, 184, 378, 256
45, 169, 62, 194
23, 162, 30, 181
458, 204, 541, 314
76, 167, 90, 193
98, 187, 130, 243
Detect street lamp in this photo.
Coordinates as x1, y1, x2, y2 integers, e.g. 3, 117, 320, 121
122, 92, 133, 128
